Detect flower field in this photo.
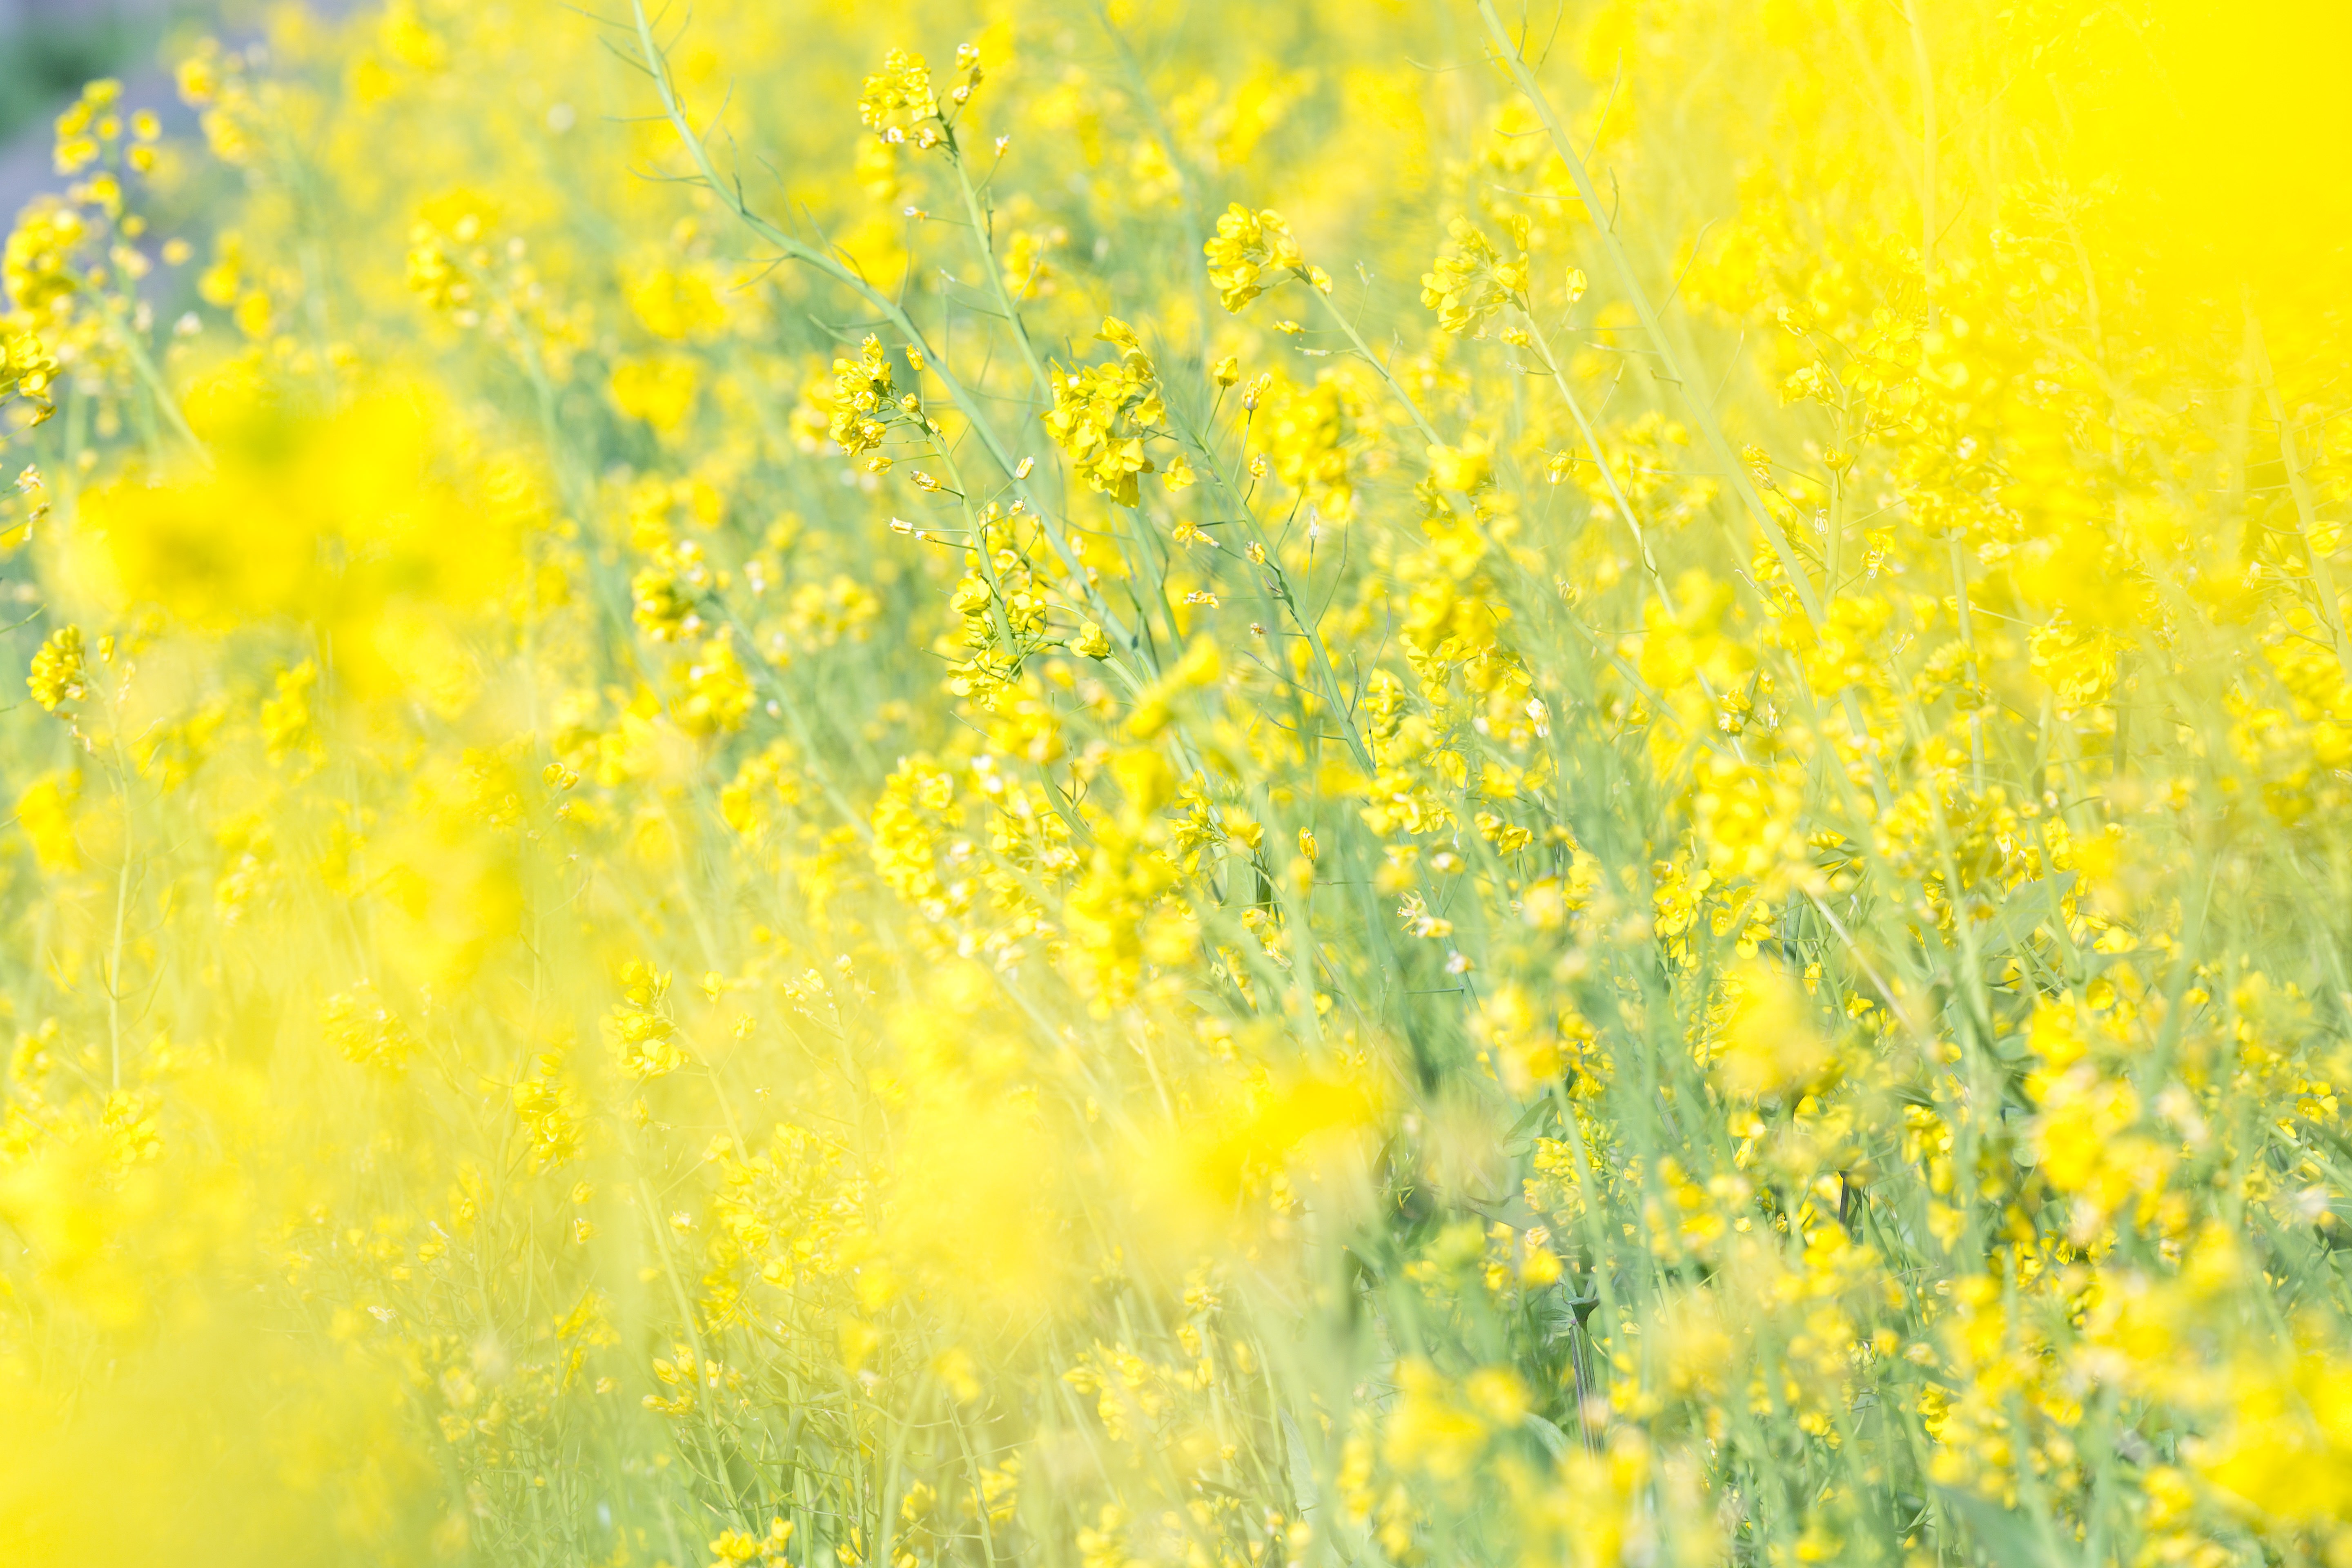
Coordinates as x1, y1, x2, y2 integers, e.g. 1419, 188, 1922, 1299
2, 1, 2349, 1564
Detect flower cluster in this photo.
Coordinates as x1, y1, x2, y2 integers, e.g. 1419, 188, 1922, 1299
1204, 203, 1328, 311
859, 44, 983, 153
1420, 216, 1529, 337
1043, 317, 1164, 506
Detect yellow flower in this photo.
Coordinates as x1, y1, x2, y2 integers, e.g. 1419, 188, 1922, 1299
1711, 958, 1829, 1102
1043, 318, 1164, 507
859, 49, 940, 143
610, 354, 701, 432
26, 624, 85, 713
1425, 437, 1491, 493
623, 260, 728, 341
1203, 203, 1305, 312
0, 315, 56, 423
675, 633, 756, 737
1420, 216, 1527, 336
13, 769, 80, 871
321, 982, 419, 1073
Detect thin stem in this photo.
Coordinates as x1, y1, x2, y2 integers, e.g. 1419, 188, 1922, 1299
628, 0, 1156, 682
1472, 0, 1823, 627
1907, 3, 1938, 327
1316, 287, 1443, 448
105, 740, 132, 1092
106, 304, 208, 466
947, 147, 1051, 404
1523, 312, 1675, 615
2246, 301, 2352, 682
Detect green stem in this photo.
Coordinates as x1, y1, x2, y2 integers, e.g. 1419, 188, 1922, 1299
629, 0, 1155, 681
1472, 0, 1822, 627
2247, 301, 2352, 683
1523, 312, 1675, 615
1315, 285, 1443, 448
106, 304, 207, 466
947, 147, 1051, 405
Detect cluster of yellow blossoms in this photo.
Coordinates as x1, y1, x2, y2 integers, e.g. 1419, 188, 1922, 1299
1, 2, 2349, 1566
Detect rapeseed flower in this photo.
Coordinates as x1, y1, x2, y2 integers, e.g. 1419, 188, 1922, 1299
0, 2, 2344, 1565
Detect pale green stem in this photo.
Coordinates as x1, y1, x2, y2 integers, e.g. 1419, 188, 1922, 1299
629, 0, 1154, 681
1472, 0, 1823, 627
106, 303, 207, 466
2247, 303, 2352, 683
